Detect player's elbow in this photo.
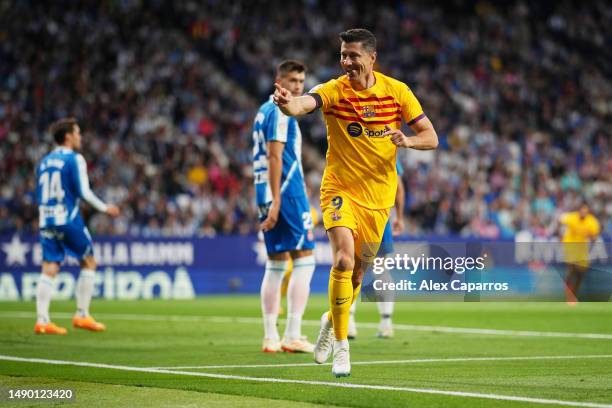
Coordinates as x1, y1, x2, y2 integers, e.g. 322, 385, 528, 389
80, 189, 91, 202
428, 131, 439, 149
267, 152, 283, 163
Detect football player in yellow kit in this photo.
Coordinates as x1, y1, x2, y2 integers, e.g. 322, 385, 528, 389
559, 203, 601, 304
273, 28, 438, 377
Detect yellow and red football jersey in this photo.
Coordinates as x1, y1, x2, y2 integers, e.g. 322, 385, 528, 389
311, 71, 424, 209
561, 212, 600, 243
560, 211, 600, 268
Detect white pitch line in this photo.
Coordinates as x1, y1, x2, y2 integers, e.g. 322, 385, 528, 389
1, 355, 611, 408
2, 311, 612, 340
0, 311, 205, 322
148, 354, 612, 370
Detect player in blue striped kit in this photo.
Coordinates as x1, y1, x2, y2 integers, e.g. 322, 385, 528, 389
253, 60, 316, 353
34, 118, 120, 334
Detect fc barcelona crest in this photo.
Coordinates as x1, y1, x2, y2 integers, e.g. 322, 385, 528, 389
362, 105, 376, 118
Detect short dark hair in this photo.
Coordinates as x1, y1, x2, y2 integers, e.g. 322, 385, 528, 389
276, 59, 306, 77
339, 28, 376, 53
49, 117, 78, 145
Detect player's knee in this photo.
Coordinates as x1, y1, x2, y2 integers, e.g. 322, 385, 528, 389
269, 252, 290, 261
291, 249, 313, 258
81, 256, 96, 271
333, 250, 354, 271
42, 262, 60, 277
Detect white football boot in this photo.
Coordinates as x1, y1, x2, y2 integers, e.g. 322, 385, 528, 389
281, 336, 315, 353
332, 339, 351, 377
262, 338, 282, 353
314, 312, 334, 364
376, 319, 394, 338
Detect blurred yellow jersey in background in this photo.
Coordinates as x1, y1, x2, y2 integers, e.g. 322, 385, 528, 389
560, 212, 600, 243
560, 211, 600, 268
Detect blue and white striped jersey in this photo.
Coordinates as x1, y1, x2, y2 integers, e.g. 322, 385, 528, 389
396, 157, 404, 176
36, 147, 108, 228
252, 96, 307, 207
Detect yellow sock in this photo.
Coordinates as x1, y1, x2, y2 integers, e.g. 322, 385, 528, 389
280, 259, 293, 298
352, 283, 362, 305
329, 267, 353, 340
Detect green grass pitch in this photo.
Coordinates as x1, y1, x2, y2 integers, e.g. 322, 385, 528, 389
1, 296, 611, 407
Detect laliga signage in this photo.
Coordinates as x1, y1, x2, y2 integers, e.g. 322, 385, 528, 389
1, 235, 194, 267
0, 268, 195, 301
0, 235, 197, 301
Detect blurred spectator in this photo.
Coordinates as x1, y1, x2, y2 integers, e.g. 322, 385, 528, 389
1, 0, 610, 239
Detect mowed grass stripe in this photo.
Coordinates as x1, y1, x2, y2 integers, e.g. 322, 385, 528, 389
2, 311, 612, 340
149, 354, 612, 370
0, 375, 337, 408
1, 355, 611, 408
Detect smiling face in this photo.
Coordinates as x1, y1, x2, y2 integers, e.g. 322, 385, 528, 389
340, 41, 376, 87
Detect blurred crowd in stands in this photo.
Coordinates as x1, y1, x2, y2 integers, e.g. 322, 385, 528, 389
1, 0, 610, 239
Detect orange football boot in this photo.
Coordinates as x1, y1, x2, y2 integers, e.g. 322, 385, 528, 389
72, 315, 106, 332
34, 322, 67, 335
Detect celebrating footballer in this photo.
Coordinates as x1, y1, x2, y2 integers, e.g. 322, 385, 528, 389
273, 28, 438, 377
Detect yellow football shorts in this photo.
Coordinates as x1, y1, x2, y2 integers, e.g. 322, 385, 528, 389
321, 187, 390, 264
563, 242, 590, 270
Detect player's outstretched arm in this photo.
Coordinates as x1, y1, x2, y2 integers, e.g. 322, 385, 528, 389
273, 83, 317, 116
75, 154, 120, 217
